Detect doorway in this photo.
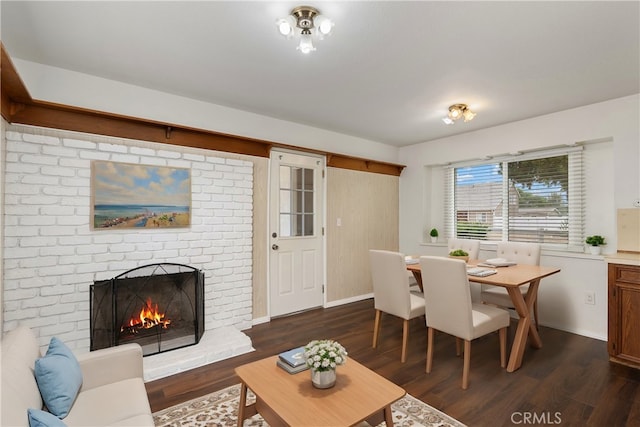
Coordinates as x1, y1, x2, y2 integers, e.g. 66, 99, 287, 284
269, 150, 325, 317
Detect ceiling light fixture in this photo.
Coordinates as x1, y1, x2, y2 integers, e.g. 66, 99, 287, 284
276, 6, 334, 54
442, 104, 476, 125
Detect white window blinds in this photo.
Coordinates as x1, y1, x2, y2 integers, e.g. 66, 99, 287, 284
443, 147, 584, 250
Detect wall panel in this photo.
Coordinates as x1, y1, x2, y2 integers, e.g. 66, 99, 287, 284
326, 168, 399, 302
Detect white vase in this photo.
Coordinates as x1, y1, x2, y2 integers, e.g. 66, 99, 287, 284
589, 246, 602, 255
311, 368, 336, 389
430, 236, 438, 243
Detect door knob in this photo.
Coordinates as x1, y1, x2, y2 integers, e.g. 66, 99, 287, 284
272, 244, 279, 250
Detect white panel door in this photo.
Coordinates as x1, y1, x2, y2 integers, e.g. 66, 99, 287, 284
269, 150, 324, 317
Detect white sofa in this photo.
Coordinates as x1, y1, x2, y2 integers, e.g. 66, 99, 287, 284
1, 325, 154, 426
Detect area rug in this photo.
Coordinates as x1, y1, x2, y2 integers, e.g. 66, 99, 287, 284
153, 384, 466, 427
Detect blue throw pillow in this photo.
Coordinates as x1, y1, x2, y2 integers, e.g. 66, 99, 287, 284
27, 408, 67, 427
34, 337, 83, 418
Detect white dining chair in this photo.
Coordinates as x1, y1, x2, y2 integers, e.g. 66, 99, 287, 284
369, 250, 426, 363
448, 238, 482, 301
447, 238, 480, 259
480, 242, 542, 329
419, 256, 509, 389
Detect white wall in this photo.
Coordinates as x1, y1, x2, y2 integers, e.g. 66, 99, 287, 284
399, 94, 640, 340
12, 59, 399, 165
3, 126, 254, 351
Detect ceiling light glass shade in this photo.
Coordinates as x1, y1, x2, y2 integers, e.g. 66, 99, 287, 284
442, 117, 454, 125
297, 33, 315, 54
315, 15, 334, 37
462, 109, 476, 122
448, 105, 463, 119
276, 16, 296, 37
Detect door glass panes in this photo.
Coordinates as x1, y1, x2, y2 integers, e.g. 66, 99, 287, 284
304, 214, 314, 235
303, 169, 314, 190
304, 192, 313, 213
279, 165, 314, 237
279, 190, 291, 212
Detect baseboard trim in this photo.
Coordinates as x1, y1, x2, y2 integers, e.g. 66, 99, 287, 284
252, 316, 270, 326
324, 293, 373, 308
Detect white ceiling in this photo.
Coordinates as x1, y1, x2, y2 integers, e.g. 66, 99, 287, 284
1, 1, 639, 147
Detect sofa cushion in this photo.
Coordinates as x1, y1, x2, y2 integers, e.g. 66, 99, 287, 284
34, 337, 83, 419
27, 409, 67, 427
62, 378, 152, 426
1, 326, 44, 427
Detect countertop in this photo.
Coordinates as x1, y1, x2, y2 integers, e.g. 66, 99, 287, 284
605, 252, 640, 266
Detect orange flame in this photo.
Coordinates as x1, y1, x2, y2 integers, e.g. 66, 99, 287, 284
121, 298, 171, 333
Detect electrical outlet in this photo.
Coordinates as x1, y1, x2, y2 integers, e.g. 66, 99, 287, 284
584, 291, 596, 305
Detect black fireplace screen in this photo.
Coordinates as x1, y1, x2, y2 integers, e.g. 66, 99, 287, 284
90, 263, 204, 356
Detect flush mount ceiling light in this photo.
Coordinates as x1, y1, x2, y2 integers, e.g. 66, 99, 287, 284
442, 104, 477, 125
276, 6, 334, 54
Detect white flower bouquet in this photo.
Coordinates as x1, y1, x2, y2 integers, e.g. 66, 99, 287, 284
303, 339, 348, 372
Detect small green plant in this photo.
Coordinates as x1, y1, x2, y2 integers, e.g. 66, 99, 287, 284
449, 249, 469, 257
585, 235, 606, 246
429, 228, 438, 237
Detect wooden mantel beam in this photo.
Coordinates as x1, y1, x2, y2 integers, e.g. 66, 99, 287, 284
0, 43, 405, 176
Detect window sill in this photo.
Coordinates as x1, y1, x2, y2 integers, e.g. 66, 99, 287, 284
420, 241, 447, 247
541, 249, 608, 261
418, 241, 608, 261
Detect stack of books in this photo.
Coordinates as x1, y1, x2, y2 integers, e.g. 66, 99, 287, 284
277, 346, 309, 374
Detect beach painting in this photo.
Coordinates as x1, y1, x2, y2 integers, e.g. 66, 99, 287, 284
91, 161, 191, 229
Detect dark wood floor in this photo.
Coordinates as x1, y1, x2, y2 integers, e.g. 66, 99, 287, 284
146, 299, 640, 426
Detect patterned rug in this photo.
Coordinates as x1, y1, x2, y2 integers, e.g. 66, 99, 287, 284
153, 383, 466, 427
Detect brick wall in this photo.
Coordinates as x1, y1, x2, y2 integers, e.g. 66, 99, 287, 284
3, 126, 254, 351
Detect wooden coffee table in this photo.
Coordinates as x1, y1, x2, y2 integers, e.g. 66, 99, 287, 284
235, 355, 405, 426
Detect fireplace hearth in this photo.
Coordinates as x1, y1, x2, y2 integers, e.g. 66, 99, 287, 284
90, 263, 204, 356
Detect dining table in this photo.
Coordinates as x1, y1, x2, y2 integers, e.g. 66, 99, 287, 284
406, 259, 561, 372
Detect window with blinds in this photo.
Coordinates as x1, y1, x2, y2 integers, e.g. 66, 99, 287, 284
444, 147, 584, 250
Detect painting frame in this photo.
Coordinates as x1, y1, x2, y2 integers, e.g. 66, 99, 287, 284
91, 160, 191, 230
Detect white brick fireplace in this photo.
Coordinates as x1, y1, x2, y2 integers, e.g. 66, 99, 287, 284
3, 125, 255, 378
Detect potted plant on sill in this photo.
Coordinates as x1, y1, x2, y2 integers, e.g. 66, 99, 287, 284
448, 249, 469, 263
585, 235, 606, 255
429, 228, 438, 243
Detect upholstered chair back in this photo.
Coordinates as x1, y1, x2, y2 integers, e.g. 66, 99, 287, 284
447, 238, 481, 259
419, 256, 474, 341
369, 250, 412, 319
496, 242, 541, 266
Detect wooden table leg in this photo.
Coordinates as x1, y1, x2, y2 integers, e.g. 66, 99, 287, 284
237, 382, 258, 427
237, 382, 248, 427
383, 404, 394, 426
524, 279, 542, 348
505, 280, 542, 373
411, 271, 423, 292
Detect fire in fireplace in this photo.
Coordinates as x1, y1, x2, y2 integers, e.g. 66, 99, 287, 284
90, 263, 204, 356
121, 297, 171, 334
